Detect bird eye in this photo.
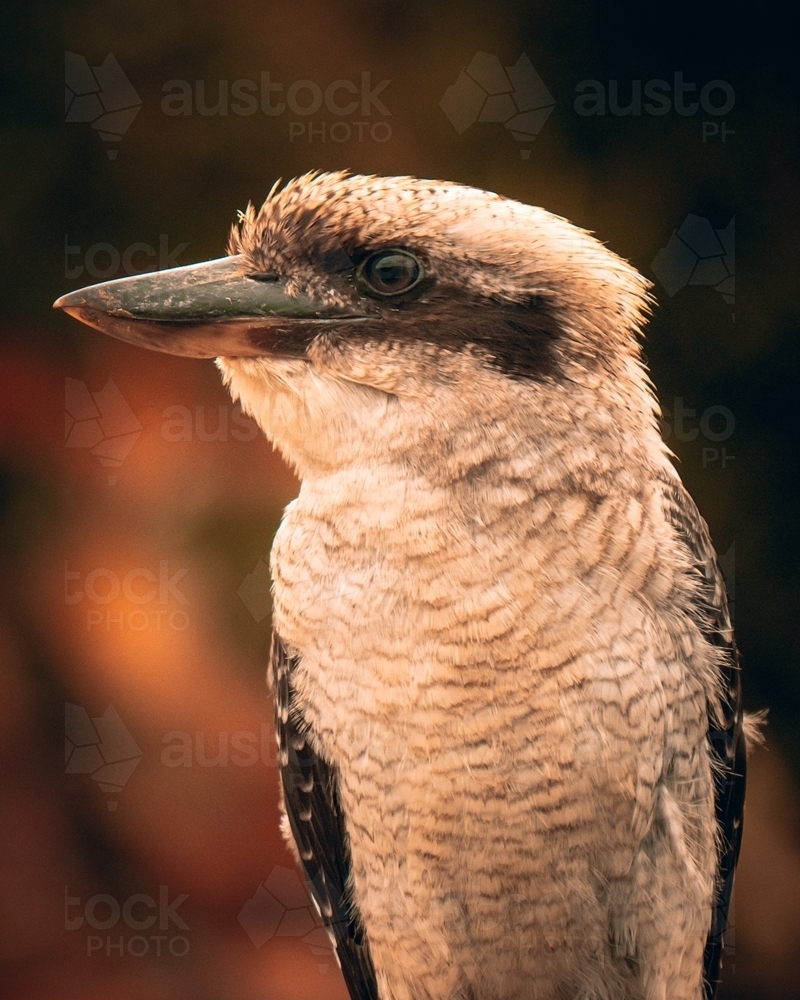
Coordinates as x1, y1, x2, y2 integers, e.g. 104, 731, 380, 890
357, 250, 423, 297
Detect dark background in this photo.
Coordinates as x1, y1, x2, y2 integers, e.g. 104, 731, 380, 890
1, 2, 798, 998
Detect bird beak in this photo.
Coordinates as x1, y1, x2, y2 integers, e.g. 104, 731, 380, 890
53, 254, 366, 358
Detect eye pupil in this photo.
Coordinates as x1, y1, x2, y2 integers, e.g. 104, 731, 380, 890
360, 250, 422, 296
375, 257, 408, 285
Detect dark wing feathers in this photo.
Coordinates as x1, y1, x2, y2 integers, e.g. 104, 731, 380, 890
659, 475, 746, 1000
272, 632, 380, 1000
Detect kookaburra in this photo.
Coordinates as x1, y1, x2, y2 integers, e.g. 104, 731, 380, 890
55, 172, 748, 1000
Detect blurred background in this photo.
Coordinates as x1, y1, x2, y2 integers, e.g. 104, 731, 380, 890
1, 2, 798, 997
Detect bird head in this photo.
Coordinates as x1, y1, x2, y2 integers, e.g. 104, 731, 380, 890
55, 172, 660, 480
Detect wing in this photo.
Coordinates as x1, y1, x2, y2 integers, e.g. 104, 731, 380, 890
271, 631, 380, 1000
659, 475, 746, 1000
